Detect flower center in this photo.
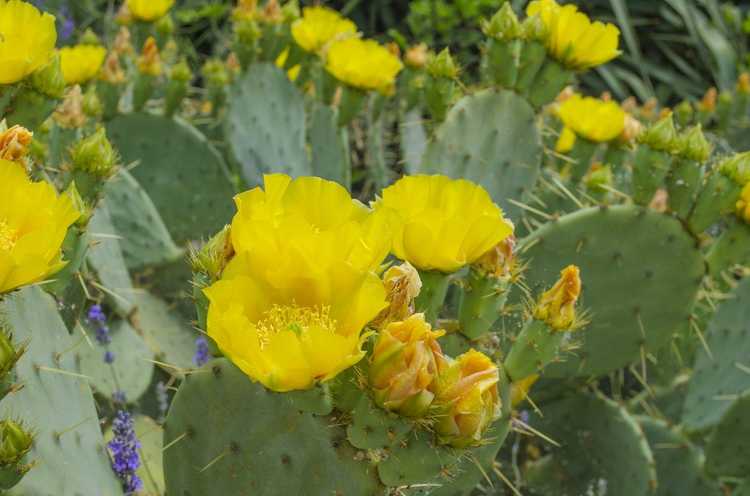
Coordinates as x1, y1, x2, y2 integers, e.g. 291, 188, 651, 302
256, 304, 336, 348
0, 221, 17, 251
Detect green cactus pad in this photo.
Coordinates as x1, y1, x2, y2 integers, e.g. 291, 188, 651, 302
639, 416, 721, 496
103, 170, 184, 270
131, 292, 197, 373
308, 102, 350, 188
87, 203, 137, 316
705, 392, 750, 477
75, 320, 154, 402
401, 108, 428, 174
107, 113, 236, 243
0, 287, 123, 496
683, 277, 750, 432
376, 431, 460, 488
418, 89, 542, 219
525, 392, 656, 496
735, 480, 750, 496
225, 63, 310, 185
163, 359, 382, 495
346, 392, 412, 450
520, 205, 704, 377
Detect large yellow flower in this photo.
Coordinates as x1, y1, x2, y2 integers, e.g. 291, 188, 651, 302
325, 37, 403, 95
0, 0, 56, 84
374, 175, 514, 273
204, 175, 391, 392
557, 94, 626, 143
527, 0, 620, 70
0, 160, 79, 294
291, 6, 356, 53
59, 45, 107, 85
125, 0, 174, 22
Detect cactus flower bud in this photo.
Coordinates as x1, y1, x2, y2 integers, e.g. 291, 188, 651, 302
674, 100, 694, 127
70, 128, 118, 178
676, 125, 712, 163
371, 263, 422, 328
53, 86, 86, 129
369, 313, 445, 417
521, 14, 547, 41
0, 125, 32, 163
427, 49, 459, 79
482, 3, 522, 41
0, 420, 32, 467
100, 53, 126, 85
533, 265, 582, 331
637, 113, 678, 152
433, 349, 501, 448
698, 87, 717, 113
404, 43, 428, 69
138, 37, 163, 77
82, 86, 103, 118
738, 183, 750, 224
189, 226, 234, 282
29, 53, 65, 99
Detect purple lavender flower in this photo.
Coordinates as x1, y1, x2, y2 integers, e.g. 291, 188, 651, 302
104, 351, 116, 364
58, 5, 75, 42
108, 411, 142, 495
193, 337, 210, 367
87, 304, 112, 347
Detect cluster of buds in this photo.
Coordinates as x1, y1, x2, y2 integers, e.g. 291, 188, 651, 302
367, 262, 503, 447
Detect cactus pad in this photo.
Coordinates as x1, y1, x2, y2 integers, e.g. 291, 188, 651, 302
705, 392, 750, 477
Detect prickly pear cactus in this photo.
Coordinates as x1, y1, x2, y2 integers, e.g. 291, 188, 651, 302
418, 90, 543, 218
519, 206, 705, 377
0, 287, 123, 496
225, 63, 310, 185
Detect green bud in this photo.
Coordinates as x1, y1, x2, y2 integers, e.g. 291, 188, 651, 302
235, 18, 262, 45
718, 151, 750, 186
426, 48, 459, 79
64, 182, 93, 227
170, 59, 193, 83
0, 421, 32, 466
70, 128, 118, 178
29, 53, 65, 99
82, 86, 103, 118
521, 14, 547, 41
282, 0, 300, 22
674, 100, 694, 127
0, 332, 23, 380
202, 59, 229, 88
585, 164, 614, 193
638, 113, 678, 152
482, 3, 521, 41
189, 226, 234, 281
79, 28, 101, 46
156, 15, 175, 37
677, 124, 712, 162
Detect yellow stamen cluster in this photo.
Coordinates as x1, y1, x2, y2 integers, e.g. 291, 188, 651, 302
0, 221, 17, 251
255, 304, 336, 349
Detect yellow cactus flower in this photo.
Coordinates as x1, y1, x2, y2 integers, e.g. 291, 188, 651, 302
59, 45, 107, 85
0, 0, 57, 84
737, 182, 750, 224
534, 265, 582, 330
527, 0, 620, 70
434, 349, 501, 448
291, 6, 356, 53
205, 175, 391, 392
125, 0, 174, 22
557, 94, 626, 143
325, 37, 403, 95
0, 125, 32, 162
555, 126, 577, 153
0, 160, 80, 294
375, 175, 514, 273
369, 313, 446, 417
